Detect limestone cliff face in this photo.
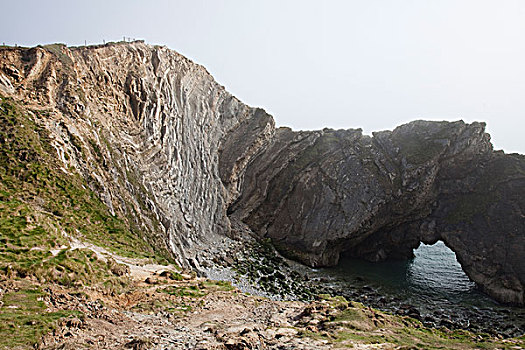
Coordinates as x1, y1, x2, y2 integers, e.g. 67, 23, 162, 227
1, 42, 523, 305
0, 42, 274, 269
229, 120, 524, 305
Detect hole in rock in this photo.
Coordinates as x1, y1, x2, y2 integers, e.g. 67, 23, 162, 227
313, 241, 524, 335
406, 241, 476, 296
321, 241, 477, 304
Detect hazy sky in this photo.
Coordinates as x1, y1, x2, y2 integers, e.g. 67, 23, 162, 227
1, 0, 524, 153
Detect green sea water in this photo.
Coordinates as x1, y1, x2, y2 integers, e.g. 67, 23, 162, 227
316, 241, 524, 336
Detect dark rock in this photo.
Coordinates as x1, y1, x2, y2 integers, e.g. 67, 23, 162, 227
125, 338, 151, 350
1, 42, 522, 306
158, 270, 170, 278
66, 317, 83, 328
227, 120, 525, 305
144, 277, 158, 285
439, 319, 457, 329
423, 316, 435, 323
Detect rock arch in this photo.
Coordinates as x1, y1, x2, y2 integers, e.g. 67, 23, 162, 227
227, 120, 525, 305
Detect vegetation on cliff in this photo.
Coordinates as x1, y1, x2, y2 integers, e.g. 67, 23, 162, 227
0, 96, 173, 347
1, 95, 522, 350
0, 42, 524, 349
0, 97, 172, 283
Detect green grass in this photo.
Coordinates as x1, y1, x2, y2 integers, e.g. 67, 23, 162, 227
163, 271, 184, 281
0, 284, 82, 350
302, 295, 524, 349
160, 280, 234, 299
0, 96, 172, 285
200, 279, 235, 292
41, 44, 74, 74
161, 285, 207, 298
0, 96, 178, 348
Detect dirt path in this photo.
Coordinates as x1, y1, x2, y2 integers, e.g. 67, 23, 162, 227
33, 240, 378, 349
25, 239, 514, 350
62, 236, 180, 281
37, 274, 336, 349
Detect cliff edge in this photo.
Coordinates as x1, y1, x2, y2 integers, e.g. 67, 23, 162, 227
0, 42, 523, 305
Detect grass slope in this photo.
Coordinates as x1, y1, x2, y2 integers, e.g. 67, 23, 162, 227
0, 96, 172, 284
0, 95, 523, 350
0, 96, 172, 349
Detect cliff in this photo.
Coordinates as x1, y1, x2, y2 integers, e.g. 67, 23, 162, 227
229, 121, 525, 305
0, 41, 262, 271
0, 42, 523, 305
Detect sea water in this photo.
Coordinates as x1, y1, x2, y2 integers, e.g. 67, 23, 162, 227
336, 241, 478, 303
315, 241, 524, 336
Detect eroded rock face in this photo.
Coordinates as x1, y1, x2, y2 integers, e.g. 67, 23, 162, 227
0, 42, 274, 269
230, 120, 524, 305
1, 42, 523, 305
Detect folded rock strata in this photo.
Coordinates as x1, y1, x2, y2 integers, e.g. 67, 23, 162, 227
1, 42, 523, 305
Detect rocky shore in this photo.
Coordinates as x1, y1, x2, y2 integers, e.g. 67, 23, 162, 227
1, 41, 523, 305
206, 238, 525, 339
0, 41, 524, 348
3, 249, 522, 350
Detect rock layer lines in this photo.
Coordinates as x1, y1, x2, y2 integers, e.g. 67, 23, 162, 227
0, 42, 523, 305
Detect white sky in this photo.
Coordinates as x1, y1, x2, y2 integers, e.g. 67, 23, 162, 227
1, 0, 524, 153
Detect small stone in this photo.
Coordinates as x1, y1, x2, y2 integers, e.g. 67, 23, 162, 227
66, 317, 83, 328
144, 277, 158, 285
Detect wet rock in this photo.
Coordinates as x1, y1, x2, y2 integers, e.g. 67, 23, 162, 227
1, 42, 523, 306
